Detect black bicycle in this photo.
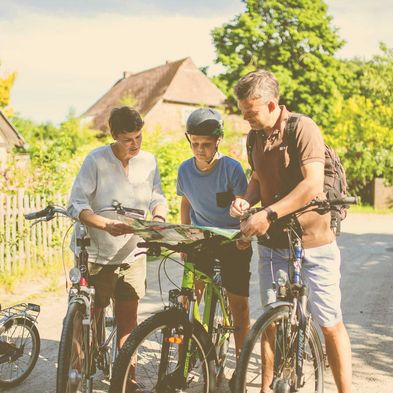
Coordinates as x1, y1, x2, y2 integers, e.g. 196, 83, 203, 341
235, 196, 358, 393
25, 201, 144, 393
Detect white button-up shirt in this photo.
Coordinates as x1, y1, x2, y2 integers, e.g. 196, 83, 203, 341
68, 145, 167, 265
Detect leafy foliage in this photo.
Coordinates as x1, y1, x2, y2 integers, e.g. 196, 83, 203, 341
325, 95, 393, 193
1, 116, 101, 196
0, 62, 16, 115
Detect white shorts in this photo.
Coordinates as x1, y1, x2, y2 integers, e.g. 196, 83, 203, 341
258, 241, 342, 327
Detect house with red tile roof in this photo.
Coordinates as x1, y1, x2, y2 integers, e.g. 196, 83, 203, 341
82, 57, 248, 135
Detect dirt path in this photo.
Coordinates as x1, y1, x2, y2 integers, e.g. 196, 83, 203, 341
1, 213, 392, 393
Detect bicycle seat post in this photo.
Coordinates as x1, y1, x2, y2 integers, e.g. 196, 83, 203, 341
75, 224, 90, 282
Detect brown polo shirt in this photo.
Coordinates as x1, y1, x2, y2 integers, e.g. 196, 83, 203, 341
251, 105, 334, 249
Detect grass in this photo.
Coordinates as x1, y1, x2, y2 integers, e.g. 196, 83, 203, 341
349, 204, 393, 214
0, 256, 72, 294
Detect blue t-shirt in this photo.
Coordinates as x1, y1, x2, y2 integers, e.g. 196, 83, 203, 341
176, 155, 247, 229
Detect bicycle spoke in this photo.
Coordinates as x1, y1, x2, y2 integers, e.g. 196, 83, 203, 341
238, 308, 324, 393
121, 324, 208, 392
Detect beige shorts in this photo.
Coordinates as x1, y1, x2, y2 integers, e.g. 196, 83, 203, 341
88, 255, 146, 308
258, 241, 342, 327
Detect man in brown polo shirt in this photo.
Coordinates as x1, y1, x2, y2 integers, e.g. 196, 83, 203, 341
230, 70, 351, 393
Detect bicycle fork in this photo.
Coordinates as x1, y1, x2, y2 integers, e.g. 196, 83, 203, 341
156, 288, 197, 391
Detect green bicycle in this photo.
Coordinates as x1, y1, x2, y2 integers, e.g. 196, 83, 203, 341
109, 235, 235, 393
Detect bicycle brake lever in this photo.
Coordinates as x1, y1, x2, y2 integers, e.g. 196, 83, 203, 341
134, 251, 147, 257
30, 218, 47, 227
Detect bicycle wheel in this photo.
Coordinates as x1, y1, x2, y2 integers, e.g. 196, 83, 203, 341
57, 301, 91, 393
109, 308, 215, 393
0, 317, 40, 387
208, 287, 232, 382
235, 305, 324, 393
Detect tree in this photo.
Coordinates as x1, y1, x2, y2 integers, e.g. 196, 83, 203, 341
212, 0, 345, 127
0, 61, 16, 115
324, 44, 393, 194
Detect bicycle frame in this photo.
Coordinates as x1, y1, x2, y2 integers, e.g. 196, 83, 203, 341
181, 260, 231, 337
67, 230, 118, 389
265, 220, 314, 391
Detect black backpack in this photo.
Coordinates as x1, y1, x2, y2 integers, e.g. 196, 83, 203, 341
246, 114, 348, 235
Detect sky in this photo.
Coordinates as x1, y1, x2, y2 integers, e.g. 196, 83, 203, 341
0, 0, 392, 124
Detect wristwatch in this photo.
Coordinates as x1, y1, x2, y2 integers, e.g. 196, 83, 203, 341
263, 207, 278, 224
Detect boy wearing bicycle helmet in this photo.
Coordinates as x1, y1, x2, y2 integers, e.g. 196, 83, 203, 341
176, 108, 252, 391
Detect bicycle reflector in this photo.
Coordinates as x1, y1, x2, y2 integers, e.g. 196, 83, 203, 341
165, 336, 183, 344
69, 267, 82, 284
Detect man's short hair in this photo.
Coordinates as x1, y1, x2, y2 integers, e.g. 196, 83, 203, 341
108, 106, 144, 136
234, 70, 279, 102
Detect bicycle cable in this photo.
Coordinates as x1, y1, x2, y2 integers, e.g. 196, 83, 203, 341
61, 221, 75, 292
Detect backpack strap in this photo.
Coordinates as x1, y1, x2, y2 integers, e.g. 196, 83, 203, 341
284, 114, 302, 146
246, 129, 257, 171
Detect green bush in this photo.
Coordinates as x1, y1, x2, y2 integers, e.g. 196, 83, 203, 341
2, 116, 102, 196
324, 95, 393, 194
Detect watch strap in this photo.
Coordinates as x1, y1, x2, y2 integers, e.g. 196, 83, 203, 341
264, 207, 278, 223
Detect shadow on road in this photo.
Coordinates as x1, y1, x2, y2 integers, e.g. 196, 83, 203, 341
339, 232, 393, 382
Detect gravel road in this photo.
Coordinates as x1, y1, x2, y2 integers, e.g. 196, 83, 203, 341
1, 213, 392, 393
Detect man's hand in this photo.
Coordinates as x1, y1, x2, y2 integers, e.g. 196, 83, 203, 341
240, 210, 270, 238
230, 197, 250, 218
104, 220, 135, 236
235, 239, 251, 250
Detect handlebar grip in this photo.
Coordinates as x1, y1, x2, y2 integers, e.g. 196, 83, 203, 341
24, 206, 52, 220
122, 207, 145, 217
329, 196, 359, 206
137, 242, 149, 248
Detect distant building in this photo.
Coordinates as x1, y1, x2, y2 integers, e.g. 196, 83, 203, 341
82, 57, 248, 135
0, 111, 26, 169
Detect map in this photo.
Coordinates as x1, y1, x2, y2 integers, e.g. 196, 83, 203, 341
118, 211, 241, 243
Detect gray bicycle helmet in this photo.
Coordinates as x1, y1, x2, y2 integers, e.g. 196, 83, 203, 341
186, 108, 224, 137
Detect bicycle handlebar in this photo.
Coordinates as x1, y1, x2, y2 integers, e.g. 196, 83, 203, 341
24, 200, 145, 222
24, 206, 53, 220
24, 205, 69, 221
328, 196, 359, 206
137, 236, 224, 257
246, 195, 359, 218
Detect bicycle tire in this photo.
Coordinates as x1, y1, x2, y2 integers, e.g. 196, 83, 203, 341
208, 287, 232, 382
235, 305, 324, 393
56, 301, 91, 393
0, 317, 40, 387
109, 308, 216, 393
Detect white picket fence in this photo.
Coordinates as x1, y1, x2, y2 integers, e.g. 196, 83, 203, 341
0, 189, 70, 273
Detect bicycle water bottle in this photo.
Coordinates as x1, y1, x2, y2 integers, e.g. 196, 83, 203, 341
293, 244, 302, 285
